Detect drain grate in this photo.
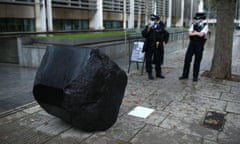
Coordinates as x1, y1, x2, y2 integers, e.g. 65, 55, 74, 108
202, 111, 226, 131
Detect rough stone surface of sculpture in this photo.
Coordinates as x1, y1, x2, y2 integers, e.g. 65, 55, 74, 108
33, 46, 128, 132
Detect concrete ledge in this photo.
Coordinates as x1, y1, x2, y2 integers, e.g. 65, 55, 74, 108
19, 37, 129, 67
32, 36, 126, 46
1, 32, 187, 68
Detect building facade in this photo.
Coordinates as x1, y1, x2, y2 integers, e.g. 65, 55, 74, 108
0, 0, 202, 33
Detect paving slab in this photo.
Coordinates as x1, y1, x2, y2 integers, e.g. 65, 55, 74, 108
226, 102, 240, 114
131, 125, 202, 144
221, 92, 240, 103
218, 114, 240, 144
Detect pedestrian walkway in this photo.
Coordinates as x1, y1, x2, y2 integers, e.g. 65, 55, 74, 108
0, 64, 36, 113
0, 31, 240, 144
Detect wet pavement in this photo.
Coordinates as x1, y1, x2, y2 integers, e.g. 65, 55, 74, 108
0, 30, 240, 144
0, 64, 36, 113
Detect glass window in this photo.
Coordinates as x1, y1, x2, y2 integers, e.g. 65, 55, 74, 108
112, 21, 121, 28
104, 21, 112, 29
134, 21, 137, 28
52, 0, 96, 9
64, 23, 72, 31
7, 19, 22, 32
0, 18, 35, 32
0, 19, 7, 32
53, 19, 89, 31
81, 0, 89, 8
103, 0, 123, 12
104, 21, 122, 29
71, 0, 79, 7
140, 21, 145, 28
23, 19, 35, 31
16, 0, 35, 2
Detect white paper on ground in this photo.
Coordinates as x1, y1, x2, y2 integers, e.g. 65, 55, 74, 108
128, 106, 155, 119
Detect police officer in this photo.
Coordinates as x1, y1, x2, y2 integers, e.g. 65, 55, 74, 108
179, 12, 208, 82
142, 14, 169, 80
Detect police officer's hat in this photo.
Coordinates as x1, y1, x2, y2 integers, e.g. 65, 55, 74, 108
194, 12, 206, 20
150, 14, 160, 21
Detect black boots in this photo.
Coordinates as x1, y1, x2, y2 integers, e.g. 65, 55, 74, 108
179, 76, 188, 80
148, 72, 154, 80
156, 73, 165, 79
193, 77, 198, 82
179, 76, 198, 82
148, 72, 165, 80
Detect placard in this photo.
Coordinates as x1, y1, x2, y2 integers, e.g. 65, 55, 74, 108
130, 41, 145, 62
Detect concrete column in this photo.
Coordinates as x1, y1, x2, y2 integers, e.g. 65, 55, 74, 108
90, 0, 103, 30
137, 0, 142, 29
35, 0, 41, 32
238, 0, 240, 26
189, 0, 193, 26
177, 0, 184, 27
46, 0, 53, 32
41, 0, 47, 32
35, 0, 46, 32
167, 0, 172, 27
128, 0, 134, 29
145, 1, 149, 25
154, 0, 157, 15
17, 38, 23, 66
198, 0, 204, 12
123, 0, 127, 29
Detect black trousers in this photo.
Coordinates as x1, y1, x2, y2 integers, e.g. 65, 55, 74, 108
182, 40, 205, 78
145, 45, 164, 75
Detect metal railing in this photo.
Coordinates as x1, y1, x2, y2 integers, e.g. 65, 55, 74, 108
168, 31, 187, 41
126, 29, 188, 41
0, 28, 188, 43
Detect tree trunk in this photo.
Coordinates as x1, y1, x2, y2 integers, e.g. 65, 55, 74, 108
209, 0, 236, 79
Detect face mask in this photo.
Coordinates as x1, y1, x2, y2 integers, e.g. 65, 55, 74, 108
149, 20, 154, 26
195, 19, 201, 24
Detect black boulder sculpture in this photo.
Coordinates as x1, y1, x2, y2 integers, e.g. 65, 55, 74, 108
33, 46, 127, 132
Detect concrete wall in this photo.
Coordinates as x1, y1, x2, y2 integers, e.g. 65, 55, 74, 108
18, 38, 129, 68
0, 38, 18, 64
0, 4, 35, 18
53, 8, 90, 19
18, 44, 46, 68
1, 31, 187, 68
103, 12, 123, 21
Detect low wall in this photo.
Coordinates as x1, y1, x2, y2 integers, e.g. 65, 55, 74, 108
18, 44, 47, 68
18, 37, 131, 68
0, 37, 18, 64
1, 30, 187, 68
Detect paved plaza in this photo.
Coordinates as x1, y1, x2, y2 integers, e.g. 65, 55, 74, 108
0, 31, 240, 144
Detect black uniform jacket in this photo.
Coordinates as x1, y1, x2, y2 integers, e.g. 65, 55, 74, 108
142, 22, 169, 52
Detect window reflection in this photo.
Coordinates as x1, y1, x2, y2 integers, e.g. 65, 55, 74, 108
53, 19, 89, 31
0, 19, 35, 32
